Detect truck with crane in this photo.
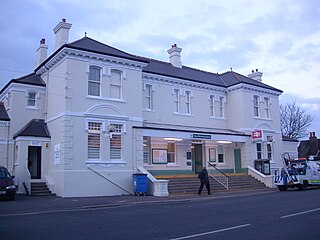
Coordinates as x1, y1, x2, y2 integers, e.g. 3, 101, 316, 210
274, 153, 320, 191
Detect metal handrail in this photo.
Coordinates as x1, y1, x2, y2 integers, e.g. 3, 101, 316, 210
88, 166, 132, 195
207, 162, 229, 190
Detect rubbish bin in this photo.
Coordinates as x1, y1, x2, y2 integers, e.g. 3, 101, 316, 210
132, 173, 147, 196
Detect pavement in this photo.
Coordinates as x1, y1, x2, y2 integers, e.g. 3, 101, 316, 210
0, 188, 278, 216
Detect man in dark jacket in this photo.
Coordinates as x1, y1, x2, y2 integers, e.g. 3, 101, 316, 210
198, 167, 211, 195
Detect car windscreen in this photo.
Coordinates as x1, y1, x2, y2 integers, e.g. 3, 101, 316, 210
0, 168, 11, 179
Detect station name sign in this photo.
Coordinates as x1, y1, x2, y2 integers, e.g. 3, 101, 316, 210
192, 134, 211, 139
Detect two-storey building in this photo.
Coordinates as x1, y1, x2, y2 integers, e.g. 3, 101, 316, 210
0, 19, 288, 197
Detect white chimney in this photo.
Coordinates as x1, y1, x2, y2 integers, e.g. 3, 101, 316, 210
248, 69, 263, 82
36, 38, 48, 66
53, 18, 72, 50
167, 44, 182, 68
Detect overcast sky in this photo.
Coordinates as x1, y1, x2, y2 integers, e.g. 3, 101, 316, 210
0, 0, 319, 136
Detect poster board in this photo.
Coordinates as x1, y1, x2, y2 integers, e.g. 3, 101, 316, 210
152, 149, 167, 164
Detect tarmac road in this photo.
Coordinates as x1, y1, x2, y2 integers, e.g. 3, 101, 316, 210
1, 188, 320, 240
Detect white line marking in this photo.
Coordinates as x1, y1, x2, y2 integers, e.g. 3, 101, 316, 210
280, 208, 320, 219
168, 224, 251, 240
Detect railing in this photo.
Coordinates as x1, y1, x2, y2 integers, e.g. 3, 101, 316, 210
88, 166, 132, 195
23, 165, 31, 195
207, 162, 229, 190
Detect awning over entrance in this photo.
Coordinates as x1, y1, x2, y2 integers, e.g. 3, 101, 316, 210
135, 122, 250, 142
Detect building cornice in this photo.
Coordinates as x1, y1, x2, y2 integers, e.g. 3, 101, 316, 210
227, 83, 282, 97
143, 73, 227, 94
36, 48, 148, 76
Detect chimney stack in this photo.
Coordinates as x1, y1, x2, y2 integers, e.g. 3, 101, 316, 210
248, 69, 263, 82
36, 38, 48, 66
309, 132, 318, 155
167, 44, 182, 68
53, 18, 72, 50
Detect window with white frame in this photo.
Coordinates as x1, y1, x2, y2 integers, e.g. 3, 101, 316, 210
217, 145, 224, 163
143, 136, 151, 164
174, 89, 180, 113
167, 142, 176, 163
88, 66, 101, 96
144, 84, 153, 110
253, 95, 260, 117
218, 96, 224, 118
209, 95, 215, 117
110, 70, 122, 99
110, 124, 123, 160
267, 142, 272, 160
185, 90, 191, 114
264, 97, 270, 118
256, 142, 262, 159
27, 92, 36, 107
87, 122, 101, 159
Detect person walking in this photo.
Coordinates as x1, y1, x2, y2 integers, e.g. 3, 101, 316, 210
198, 167, 211, 195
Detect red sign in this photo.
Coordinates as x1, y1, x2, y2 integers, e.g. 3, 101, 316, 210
252, 130, 262, 139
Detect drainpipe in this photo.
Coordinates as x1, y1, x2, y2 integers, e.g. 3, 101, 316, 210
6, 121, 10, 170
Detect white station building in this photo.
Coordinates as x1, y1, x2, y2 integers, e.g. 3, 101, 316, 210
0, 19, 297, 197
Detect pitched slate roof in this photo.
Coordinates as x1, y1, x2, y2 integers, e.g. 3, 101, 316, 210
0, 73, 45, 95
0, 102, 10, 121
33, 36, 282, 93
13, 119, 50, 139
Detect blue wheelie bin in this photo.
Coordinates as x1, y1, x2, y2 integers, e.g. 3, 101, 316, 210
132, 173, 147, 196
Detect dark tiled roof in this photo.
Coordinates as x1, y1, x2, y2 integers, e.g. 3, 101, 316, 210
66, 37, 148, 63
34, 36, 282, 92
0, 102, 10, 121
0, 73, 45, 94
13, 119, 50, 139
282, 135, 299, 142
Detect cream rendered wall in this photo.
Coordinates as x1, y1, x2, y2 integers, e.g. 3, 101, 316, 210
143, 76, 228, 129
44, 54, 145, 197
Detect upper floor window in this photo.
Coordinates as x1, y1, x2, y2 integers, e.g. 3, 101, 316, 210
110, 70, 122, 99
185, 91, 191, 114
264, 97, 270, 118
209, 95, 215, 117
218, 96, 224, 118
88, 66, 101, 96
27, 92, 36, 107
144, 84, 153, 110
253, 95, 260, 117
174, 89, 180, 113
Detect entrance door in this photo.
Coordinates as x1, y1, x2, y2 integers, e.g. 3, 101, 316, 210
234, 149, 242, 173
28, 146, 42, 179
192, 144, 203, 174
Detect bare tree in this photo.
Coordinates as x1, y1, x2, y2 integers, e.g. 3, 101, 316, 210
280, 101, 313, 140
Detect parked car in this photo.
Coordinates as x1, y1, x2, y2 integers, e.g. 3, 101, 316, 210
0, 166, 16, 200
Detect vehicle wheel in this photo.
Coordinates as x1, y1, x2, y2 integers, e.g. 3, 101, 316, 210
302, 181, 308, 191
278, 186, 287, 191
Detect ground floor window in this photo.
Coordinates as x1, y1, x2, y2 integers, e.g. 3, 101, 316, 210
167, 142, 176, 163
88, 122, 101, 159
218, 145, 224, 163
256, 142, 262, 159
110, 124, 123, 161
143, 136, 151, 164
267, 143, 272, 160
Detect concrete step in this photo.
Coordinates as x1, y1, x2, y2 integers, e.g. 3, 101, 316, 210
31, 182, 53, 196
156, 174, 270, 195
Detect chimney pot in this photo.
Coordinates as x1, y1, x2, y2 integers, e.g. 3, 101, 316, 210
256, 68, 258, 72
248, 68, 263, 82
62, 18, 66, 22
252, 70, 254, 73
40, 38, 45, 44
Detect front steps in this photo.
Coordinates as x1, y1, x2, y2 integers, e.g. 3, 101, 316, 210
31, 182, 53, 196
156, 174, 272, 195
